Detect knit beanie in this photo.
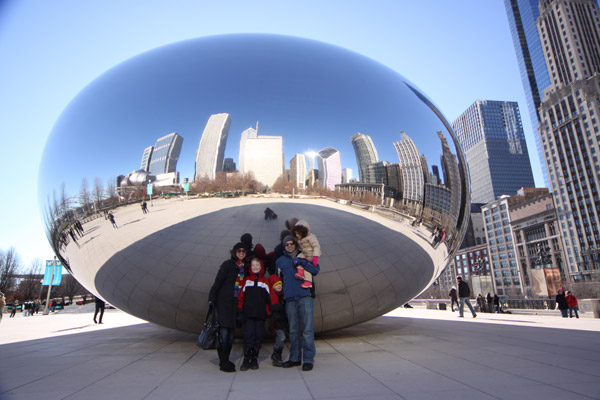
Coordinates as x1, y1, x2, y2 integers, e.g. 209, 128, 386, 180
268, 274, 282, 289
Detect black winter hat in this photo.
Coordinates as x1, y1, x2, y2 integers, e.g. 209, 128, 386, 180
240, 233, 253, 246
232, 242, 247, 252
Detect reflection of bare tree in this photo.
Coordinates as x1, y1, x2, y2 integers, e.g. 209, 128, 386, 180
93, 177, 104, 210
80, 178, 91, 214
271, 174, 294, 194
191, 171, 263, 194
0, 247, 20, 294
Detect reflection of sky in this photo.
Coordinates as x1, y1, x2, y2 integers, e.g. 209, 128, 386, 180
39, 34, 460, 200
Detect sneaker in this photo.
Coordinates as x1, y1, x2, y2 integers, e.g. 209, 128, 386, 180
281, 360, 301, 368
472, 314, 477, 318
301, 281, 313, 289
302, 363, 313, 371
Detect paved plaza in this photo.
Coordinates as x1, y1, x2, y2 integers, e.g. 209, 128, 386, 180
1, 306, 599, 400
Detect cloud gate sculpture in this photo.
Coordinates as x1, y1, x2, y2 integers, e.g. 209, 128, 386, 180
39, 34, 470, 333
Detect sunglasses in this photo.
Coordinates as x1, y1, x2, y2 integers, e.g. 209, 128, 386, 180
285, 242, 295, 246
236, 249, 246, 252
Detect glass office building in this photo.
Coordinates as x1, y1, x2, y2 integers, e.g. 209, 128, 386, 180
148, 132, 183, 176
504, 0, 552, 186
452, 100, 535, 204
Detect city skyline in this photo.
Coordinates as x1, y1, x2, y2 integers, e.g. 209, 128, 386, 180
1, 1, 560, 265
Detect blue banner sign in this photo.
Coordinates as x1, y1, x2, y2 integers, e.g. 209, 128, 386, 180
147, 184, 153, 195
42, 260, 63, 286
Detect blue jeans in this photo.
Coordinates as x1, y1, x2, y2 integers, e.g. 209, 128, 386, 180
560, 308, 568, 318
459, 297, 476, 317
286, 296, 315, 364
218, 327, 234, 349
274, 329, 287, 351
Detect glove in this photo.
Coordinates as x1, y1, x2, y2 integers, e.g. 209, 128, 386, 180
311, 256, 319, 266
293, 257, 302, 266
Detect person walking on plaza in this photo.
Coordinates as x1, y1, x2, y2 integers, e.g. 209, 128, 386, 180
108, 212, 118, 229
448, 286, 458, 312
10, 300, 19, 318
565, 290, 579, 318
486, 293, 493, 313
456, 277, 476, 318
0, 292, 6, 323
94, 296, 105, 324
555, 289, 569, 318
208, 242, 248, 373
275, 235, 319, 371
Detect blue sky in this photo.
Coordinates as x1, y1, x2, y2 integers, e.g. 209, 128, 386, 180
0, 0, 545, 266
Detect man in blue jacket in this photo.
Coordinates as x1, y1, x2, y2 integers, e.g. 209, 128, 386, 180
275, 235, 320, 371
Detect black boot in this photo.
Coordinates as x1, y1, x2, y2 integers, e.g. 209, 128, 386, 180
218, 346, 235, 373
240, 347, 252, 371
250, 347, 259, 370
271, 348, 283, 367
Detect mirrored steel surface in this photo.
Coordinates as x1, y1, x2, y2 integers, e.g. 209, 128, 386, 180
39, 34, 470, 333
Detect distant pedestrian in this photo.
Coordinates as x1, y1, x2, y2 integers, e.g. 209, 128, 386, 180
476, 294, 485, 313
10, 300, 19, 318
493, 294, 501, 313
555, 289, 569, 318
448, 286, 458, 312
108, 212, 118, 229
0, 292, 6, 323
94, 296, 105, 323
565, 291, 579, 318
456, 277, 476, 318
264, 207, 274, 220
141, 201, 149, 214
486, 293, 493, 313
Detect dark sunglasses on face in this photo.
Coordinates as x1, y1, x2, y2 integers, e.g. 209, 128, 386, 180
285, 242, 295, 246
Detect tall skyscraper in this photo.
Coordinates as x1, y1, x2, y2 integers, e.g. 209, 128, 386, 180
290, 154, 307, 190
537, 0, 600, 280
239, 126, 284, 188
452, 100, 535, 204
140, 146, 153, 172
194, 113, 231, 180
317, 147, 342, 191
393, 132, 425, 207
504, 0, 552, 186
342, 168, 353, 183
437, 131, 463, 226
148, 132, 183, 176
350, 132, 379, 183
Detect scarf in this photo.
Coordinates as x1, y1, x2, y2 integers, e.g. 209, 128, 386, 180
233, 259, 245, 298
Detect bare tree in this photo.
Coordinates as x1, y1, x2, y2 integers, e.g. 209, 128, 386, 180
18, 258, 43, 300
0, 247, 21, 294
93, 177, 104, 210
271, 174, 294, 194
61, 274, 85, 304
80, 178, 91, 214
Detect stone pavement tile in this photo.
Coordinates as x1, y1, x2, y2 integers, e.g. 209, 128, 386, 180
556, 381, 600, 398
401, 388, 497, 400
298, 352, 400, 399
510, 365, 599, 385
477, 382, 595, 400
227, 367, 312, 400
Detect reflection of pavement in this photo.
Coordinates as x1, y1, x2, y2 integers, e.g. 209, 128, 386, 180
65, 197, 448, 297
1, 307, 599, 399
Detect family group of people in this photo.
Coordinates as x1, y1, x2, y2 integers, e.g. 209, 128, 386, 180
555, 289, 579, 318
208, 216, 322, 373
475, 293, 502, 314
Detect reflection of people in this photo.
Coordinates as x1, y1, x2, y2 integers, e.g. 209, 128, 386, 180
94, 296, 105, 324
555, 289, 569, 318
108, 212, 118, 228
565, 291, 579, 318
268, 274, 287, 367
264, 207, 274, 220
291, 220, 321, 289
276, 235, 320, 371
457, 277, 476, 318
448, 287, 458, 312
237, 257, 271, 371
208, 242, 248, 373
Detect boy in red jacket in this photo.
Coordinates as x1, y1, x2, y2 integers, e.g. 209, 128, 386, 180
565, 291, 579, 318
237, 257, 271, 371
268, 274, 288, 366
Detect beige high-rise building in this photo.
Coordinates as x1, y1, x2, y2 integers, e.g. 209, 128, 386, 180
290, 154, 307, 190
537, 0, 600, 281
238, 126, 284, 188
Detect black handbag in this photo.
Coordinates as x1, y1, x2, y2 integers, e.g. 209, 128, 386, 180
197, 306, 221, 350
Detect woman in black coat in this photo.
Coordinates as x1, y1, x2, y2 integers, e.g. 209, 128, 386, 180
208, 242, 247, 372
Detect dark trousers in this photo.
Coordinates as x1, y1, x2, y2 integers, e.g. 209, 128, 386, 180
243, 317, 265, 351
94, 304, 105, 322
